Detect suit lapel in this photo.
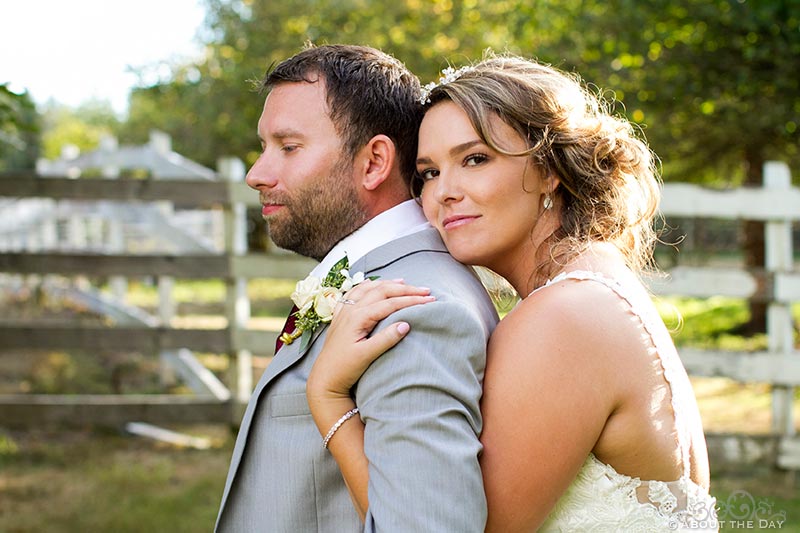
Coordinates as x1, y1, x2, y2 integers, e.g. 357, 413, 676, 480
258, 324, 327, 391
234, 322, 326, 441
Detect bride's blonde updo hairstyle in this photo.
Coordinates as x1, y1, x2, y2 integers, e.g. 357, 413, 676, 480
417, 54, 661, 284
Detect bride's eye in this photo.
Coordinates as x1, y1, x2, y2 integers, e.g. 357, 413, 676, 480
418, 168, 440, 181
464, 153, 489, 167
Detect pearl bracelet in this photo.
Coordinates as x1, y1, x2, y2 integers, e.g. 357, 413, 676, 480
322, 407, 360, 449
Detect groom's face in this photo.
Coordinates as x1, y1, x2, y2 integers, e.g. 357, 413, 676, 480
246, 78, 369, 260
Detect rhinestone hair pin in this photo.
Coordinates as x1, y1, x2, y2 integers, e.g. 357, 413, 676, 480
419, 65, 476, 104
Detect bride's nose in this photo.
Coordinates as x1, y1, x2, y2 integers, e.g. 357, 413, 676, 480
432, 170, 464, 205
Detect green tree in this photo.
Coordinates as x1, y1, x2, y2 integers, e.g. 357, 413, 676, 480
125, 0, 800, 180
41, 100, 120, 160
0, 84, 40, 171
121, 0, 799, 329
124, 0, 546, 249
552, 0, 800, 182
125, 0, 554, 169
550, 0, 800, 332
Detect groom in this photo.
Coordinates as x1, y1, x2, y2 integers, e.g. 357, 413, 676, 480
215, 44, 498, 532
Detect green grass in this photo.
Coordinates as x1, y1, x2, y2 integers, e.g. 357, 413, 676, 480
121, 278, 799, 343
0, 428, 231, 533
2, 427, 799, 532
656, 295, 800, 351
124, 278, 296, 307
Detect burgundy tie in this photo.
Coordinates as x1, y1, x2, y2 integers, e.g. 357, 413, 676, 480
275, 304, 299, 354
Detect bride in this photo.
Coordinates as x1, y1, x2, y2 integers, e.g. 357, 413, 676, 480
306, 55, 717, 531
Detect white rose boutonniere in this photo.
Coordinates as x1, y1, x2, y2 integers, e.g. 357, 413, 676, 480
313, 287, 340, 322
291, 275, 322, 315
280, 256, 374, 350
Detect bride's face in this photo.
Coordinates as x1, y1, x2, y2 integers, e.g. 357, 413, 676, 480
417, 101, 546, 274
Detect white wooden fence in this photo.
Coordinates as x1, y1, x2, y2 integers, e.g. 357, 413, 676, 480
653, 161, 800, 470
0, 160, 798, 469
0, 159, 315, 427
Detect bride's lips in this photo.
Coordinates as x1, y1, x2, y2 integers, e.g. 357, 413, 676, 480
442, 214, 480, 230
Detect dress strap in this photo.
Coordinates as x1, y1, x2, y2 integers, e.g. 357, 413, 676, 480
531, 270, 693, 479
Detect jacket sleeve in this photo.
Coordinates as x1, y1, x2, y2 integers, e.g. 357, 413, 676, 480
356, 299, 490, 532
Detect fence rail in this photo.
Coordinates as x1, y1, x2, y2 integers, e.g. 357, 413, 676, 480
0, 394, 232, 426
0, 252, 315, 278
0, 162, 798, 471
0, 172, 258, 207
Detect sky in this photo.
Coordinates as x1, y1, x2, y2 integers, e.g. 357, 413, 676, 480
1, 0, 207, 115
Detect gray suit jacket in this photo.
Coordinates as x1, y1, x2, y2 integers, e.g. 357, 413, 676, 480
215, 228, 499, 532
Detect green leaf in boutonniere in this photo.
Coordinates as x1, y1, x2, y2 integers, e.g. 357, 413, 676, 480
298, 328, 314, 352
280, 256, 373, 351
323, 256, 350, 288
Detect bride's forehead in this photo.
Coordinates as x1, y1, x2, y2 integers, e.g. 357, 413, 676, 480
419, 104, 524, 152
420, 103, 477, 140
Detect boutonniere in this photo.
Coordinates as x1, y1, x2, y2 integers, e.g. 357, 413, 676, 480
281, 256, 374, 351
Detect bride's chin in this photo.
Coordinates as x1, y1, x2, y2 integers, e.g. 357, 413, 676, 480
438, 233, 491, 266
448, 247, 484, 267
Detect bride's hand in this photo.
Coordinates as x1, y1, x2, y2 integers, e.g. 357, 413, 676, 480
307, 279, 435, 405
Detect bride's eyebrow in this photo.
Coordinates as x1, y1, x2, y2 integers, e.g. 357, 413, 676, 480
416, 140, 484, 165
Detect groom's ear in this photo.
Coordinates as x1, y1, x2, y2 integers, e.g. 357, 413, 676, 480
358, 134, 395, 191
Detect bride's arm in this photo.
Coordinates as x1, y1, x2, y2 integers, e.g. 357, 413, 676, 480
307, 394, 369, 518
481, 284, 622, 532
306, 280, 435, 521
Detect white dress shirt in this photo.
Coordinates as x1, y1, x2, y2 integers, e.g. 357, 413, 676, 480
310, 199, 431, 278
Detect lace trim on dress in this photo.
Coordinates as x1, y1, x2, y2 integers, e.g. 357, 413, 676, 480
540, 453, 717, 531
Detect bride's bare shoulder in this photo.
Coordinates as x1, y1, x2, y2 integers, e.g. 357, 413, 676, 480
497, 276, 612, 329
489, 276, 636, 367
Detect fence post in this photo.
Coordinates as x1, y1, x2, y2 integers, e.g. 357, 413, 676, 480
40, 199, 58, 251
94, 139, 129, 301
107, 218, 127, 301
24, 202, 43, 292
764, 161, 795, 437
219, 157, 252, 421
158, 276, 177, 386
66, 207, 90, 290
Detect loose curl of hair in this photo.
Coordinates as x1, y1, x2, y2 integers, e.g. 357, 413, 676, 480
416, 54, 662, 285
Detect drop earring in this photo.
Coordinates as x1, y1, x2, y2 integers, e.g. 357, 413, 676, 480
543, 193, 553, 210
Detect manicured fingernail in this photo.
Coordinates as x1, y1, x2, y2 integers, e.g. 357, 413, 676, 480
397, 322, 410, 334
424, 296, 436, 301
391, 278, 405, 282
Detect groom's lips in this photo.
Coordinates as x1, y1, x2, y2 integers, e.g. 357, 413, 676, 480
259, 193, 286, 217
261, 203, 284, 216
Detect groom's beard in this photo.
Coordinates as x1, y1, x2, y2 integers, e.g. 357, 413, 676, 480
266, 158, 369, 261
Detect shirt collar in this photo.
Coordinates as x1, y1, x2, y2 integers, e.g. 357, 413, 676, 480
311, 199, 431, 278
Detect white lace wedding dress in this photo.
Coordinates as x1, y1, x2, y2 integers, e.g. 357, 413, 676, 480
533, 271, 718, 532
